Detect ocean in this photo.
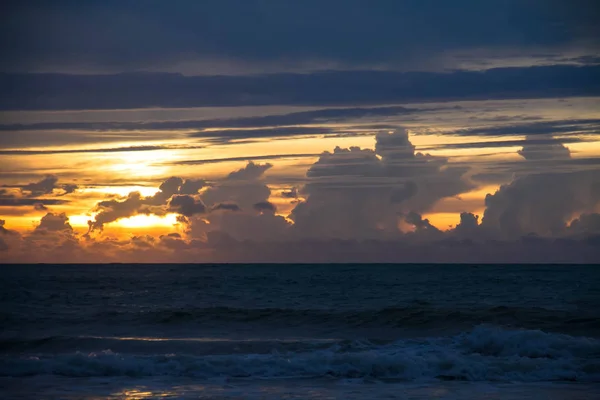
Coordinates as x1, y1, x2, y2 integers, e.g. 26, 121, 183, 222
1, 264, 599, 399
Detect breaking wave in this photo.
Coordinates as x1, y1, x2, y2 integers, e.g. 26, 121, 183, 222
3, 326, 599, 382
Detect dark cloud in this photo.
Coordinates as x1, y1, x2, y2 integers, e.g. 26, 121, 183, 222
21, 175, 58, 196
34, 212, 73, 233
517, 136, 571, 161
211, 203, 241, 212
404, 212, 439, 232
0, 219, 19, 236
179, 179, 206, 195
447, 119, 600, 137
0, 144, 205, 155
421, 137, 588, 152
0, 105, 421, 131
2, 66, 599, 110
569, 213, 600, 236
198, 237, 599, 264
171, 154, 319, 166
452, 212, 481, 239
227, 162, 273, 181
33, 202, 48, 211
89, 176, 206, 230
2, 1, 598, 74
190, 127, 339, 143
253, 201, 277, 213
14, 175, 78, 197
90, 192, 146, 231
167, 195, 207, 217
0, 198, 68, 206
280, 188, 299, 199
0, 189, 14, 199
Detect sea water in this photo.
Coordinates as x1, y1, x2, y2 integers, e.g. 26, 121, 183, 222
1, 264, 599, 399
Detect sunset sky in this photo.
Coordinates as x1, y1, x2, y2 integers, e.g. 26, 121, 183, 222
1, 0, 599, 263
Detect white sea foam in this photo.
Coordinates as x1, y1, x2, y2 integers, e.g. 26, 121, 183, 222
2, 326, 599, 382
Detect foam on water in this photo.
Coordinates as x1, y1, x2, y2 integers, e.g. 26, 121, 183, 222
3, 326, 599, 382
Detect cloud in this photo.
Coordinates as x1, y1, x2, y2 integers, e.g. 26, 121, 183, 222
404, 211, 440, 232
21, 175, 58, 196
179, 179, 206, 195
0, 219, 19, 236
421, 137, 587, 152
0, 105, 421, 131
253, 201, 277, 213
34, 202, 48, 211
167, 195, 207, 217
171, 154, 319, 166
452, 212, 481, 239
89, 176, 206, 231
0, 198, 69, 206
201, 162, 272, 211
447, 119, 600, 137
517, 136, 571, 161
0, 144, 205, 155
290, 129, 472, 239
16, 175, 78, 197
477, 138, 600, 238
280, 187, 299, 199
212, 203, 241, 212
569, 213, 600, 236
3, 1, 598, 75
178, 161, 292, 242
34, 212, 73, 233
2, 66, 599, 110
481, 170, 600, 238
90, 192, 146, 231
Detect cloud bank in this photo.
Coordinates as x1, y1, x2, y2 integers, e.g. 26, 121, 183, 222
1, 129, 598, 263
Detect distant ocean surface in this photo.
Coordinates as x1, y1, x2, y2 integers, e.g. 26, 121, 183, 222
1, 264, 600, 399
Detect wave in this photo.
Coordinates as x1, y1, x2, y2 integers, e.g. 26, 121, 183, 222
93, 305, 600, 336
2, 326, 599, 382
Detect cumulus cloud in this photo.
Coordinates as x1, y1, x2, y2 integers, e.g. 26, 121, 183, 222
90, 192, 146, 232
290, 129, 472, 239
3, 121, 600, 263
34, 212, 73, 233
88, 176, 206, 231
183, 161, 291, 242
517, 135, 571, 161
481, 170, 600, 238
452, 212, 481, 239
0, 219, 19, 236
167, 195, 207, 217
201, 162, 272, 211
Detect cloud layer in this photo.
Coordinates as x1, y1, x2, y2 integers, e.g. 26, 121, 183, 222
2, 66, 600, 110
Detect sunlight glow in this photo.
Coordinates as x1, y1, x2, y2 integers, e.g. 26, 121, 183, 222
115, 213, 180, 229
82, 186, 161, 198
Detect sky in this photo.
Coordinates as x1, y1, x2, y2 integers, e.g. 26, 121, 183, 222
1, 0, 599, 263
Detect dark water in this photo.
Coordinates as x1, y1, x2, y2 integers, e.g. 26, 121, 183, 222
1, 264, 600, 399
